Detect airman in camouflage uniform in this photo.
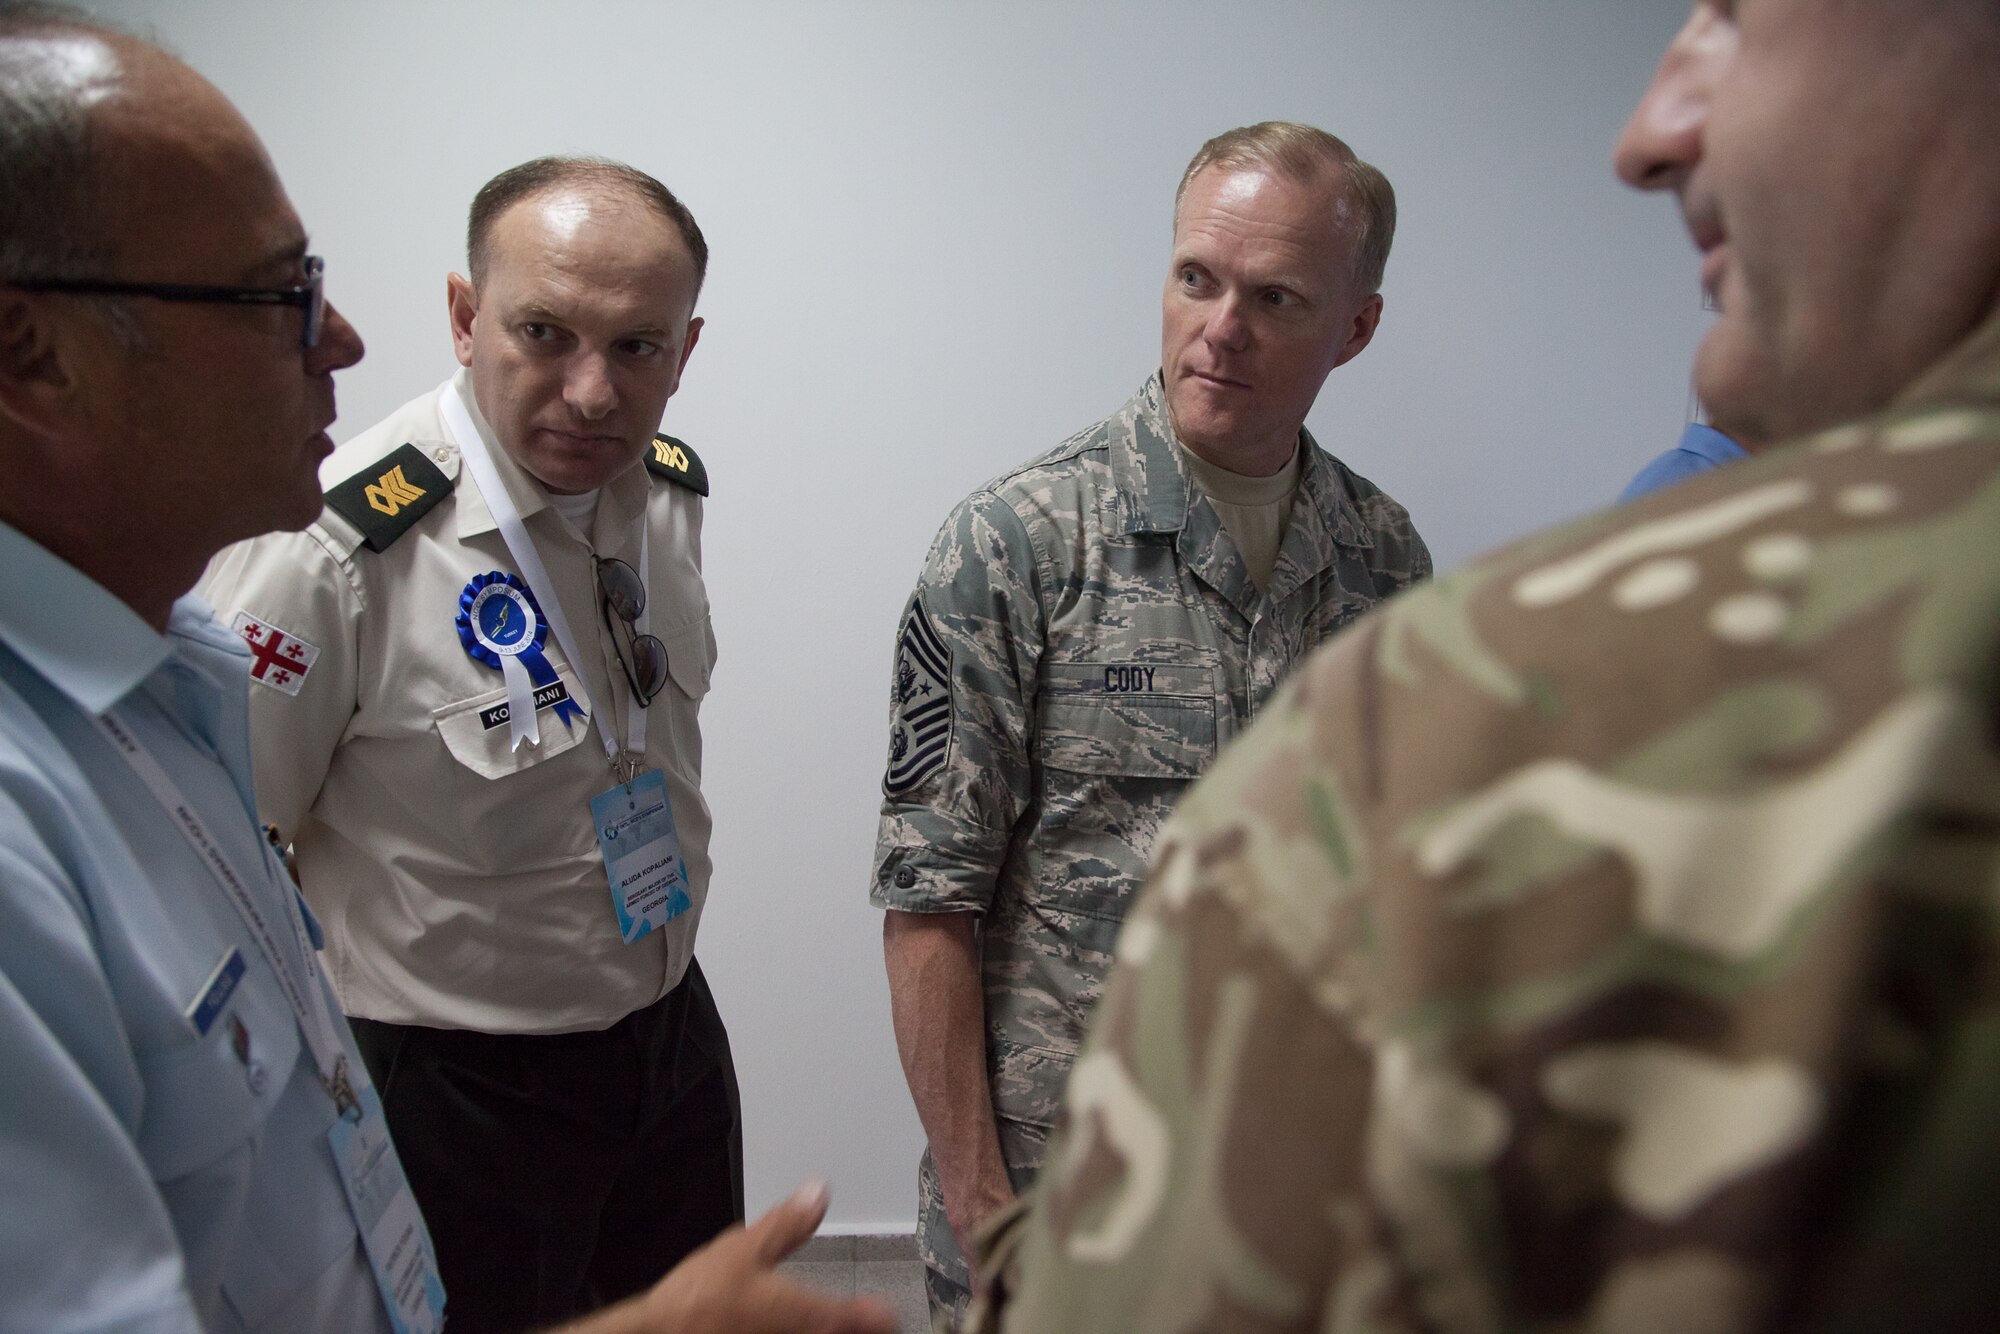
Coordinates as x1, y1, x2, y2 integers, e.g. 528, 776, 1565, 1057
968, 2, 2000, 1329
875, 125, 1431, 1328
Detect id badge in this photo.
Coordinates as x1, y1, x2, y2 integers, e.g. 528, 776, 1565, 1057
184, 947, 246, 1038
590, 766, 692, 943
328, 1085, 447, 1334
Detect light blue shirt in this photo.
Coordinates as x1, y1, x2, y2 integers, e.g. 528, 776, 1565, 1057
1618, 422, 1750, 503
0, 521, 389, 1333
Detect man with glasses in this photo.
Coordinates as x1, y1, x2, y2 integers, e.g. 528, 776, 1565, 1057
0, 7, 893, 1332
201, 156, 738, 1332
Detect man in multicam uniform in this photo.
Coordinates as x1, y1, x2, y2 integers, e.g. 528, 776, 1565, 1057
969, 1, 2000, 1330
872, 121, 1432, 1327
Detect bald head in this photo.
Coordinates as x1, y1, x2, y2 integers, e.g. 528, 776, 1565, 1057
0, 6, 127, 280
0, 8, 279, 287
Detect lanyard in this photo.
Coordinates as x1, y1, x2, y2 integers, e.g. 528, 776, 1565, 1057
441, 379, 650, 775
92, 709, 358, 1117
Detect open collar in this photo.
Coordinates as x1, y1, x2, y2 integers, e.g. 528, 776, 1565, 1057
446, 370, 650, 543
0, 520, 171, 715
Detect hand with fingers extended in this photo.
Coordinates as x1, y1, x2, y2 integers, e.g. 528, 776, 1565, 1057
555, 1179, 900, 1334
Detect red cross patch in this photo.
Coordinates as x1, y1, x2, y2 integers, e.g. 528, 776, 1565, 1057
230, 611, 321, 697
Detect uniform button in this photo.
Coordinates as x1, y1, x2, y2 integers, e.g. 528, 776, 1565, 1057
894, 866, 917, 890
245, 1061, 270, 1097
432, 447, 450, 463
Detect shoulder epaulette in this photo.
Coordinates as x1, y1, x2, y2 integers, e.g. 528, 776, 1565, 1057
645, 433, 709, 497
323, 442, 451, 552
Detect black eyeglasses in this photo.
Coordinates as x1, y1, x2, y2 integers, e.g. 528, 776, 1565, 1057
594, 555, 669, 706
9, 255, 328, 348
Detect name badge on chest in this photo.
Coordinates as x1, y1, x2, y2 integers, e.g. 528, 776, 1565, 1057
590, 767, 692, 943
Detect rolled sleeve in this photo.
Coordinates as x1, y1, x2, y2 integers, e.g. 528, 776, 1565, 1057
872, 489, 1048, 915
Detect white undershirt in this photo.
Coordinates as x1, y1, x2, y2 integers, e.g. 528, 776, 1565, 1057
544, 486, 602, 539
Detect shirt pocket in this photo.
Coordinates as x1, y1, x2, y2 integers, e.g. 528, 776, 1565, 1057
657, 615, 715, 704
1038, 660, 1218, 777
135, 979, 298, 1183
432, 667, 589, 780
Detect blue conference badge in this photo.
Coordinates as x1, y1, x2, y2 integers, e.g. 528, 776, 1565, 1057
456, 572, 584, 750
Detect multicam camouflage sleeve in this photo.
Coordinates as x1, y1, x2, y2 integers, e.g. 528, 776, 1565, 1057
972, 322, 2000, 1332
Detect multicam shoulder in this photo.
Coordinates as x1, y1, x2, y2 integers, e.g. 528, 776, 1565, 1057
977, 387, 2000, 1331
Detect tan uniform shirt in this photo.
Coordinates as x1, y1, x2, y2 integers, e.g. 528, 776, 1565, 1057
200, 373, 716, 1034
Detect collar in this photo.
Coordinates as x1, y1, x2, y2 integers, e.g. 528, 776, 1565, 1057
447, 370, 651, 544
448, 370, 548, 540
1892, 304, 2000, 411
1676, 422, 1749, 466
1110, 374, 1200, 536
0, 519, 173, 715
1110, 372, 1375, 550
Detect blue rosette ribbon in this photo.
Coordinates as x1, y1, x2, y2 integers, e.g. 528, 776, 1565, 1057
456, 572, 586, 751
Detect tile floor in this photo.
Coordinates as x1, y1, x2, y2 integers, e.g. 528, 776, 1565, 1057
782, 1233, 930, 1332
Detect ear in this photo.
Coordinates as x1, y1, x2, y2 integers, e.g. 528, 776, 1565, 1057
446, 272, 478, 368
0, 289, 84, 437
675, 316, 703, 379
1330, 292, 1384, 369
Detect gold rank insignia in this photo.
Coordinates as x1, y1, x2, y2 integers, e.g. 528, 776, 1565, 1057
364, 464, 427, 517
645, 433, 709, 496
325, 443, 451, 552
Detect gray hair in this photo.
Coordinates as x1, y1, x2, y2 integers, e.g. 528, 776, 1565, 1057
1176, 121, 1397, 296
0, 3, 145, 342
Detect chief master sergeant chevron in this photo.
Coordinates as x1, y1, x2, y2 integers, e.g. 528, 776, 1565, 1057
200, 157, 739, 1333
872, 121, 1431, 1327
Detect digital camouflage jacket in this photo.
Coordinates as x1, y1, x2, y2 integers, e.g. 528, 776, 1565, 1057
874, 374, 1429, 1290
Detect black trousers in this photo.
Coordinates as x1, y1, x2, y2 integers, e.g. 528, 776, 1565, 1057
350, 959, 743, 1333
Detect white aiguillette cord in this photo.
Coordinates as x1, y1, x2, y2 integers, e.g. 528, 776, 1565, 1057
92, 709, 358, 1116
441, 380, 650, 781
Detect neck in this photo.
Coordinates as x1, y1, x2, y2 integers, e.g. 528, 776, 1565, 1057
1178, 432, 1299, 479
1163, 398, 1301, 478
0, 498, 195, 632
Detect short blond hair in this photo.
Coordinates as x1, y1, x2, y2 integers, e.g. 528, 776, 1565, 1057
1175, 121, 1397, 295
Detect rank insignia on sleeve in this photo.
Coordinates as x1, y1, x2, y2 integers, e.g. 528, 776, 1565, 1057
646, 433, 709, 496
323, 442, 450, 552
231, 612, 320, 696
884, 598, 952, 797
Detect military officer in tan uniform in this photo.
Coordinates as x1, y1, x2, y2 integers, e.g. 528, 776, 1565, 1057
972, 1, 2000, 1329
873, 122, 1431, 1328
201, 156, 738, 1333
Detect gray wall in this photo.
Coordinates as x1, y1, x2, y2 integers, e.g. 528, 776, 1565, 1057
97, 0, 1700, 1231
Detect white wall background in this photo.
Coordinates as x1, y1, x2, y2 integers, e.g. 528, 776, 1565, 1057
97, 0, 1702, 1231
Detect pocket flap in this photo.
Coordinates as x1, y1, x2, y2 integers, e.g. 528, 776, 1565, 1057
1039, 661, 1216, 778
433, 669, 588, 780
660, 617, 715, 701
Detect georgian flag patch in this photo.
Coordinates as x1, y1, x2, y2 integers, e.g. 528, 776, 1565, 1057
884, 598, 952, 797
231, 611, 320, 697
